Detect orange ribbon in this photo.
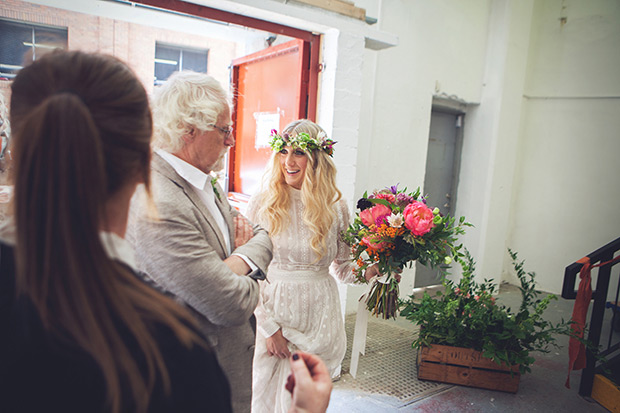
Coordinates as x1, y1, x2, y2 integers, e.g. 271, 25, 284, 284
566, 254, 620, 388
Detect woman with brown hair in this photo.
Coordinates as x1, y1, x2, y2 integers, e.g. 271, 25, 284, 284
0, 50, 231, 412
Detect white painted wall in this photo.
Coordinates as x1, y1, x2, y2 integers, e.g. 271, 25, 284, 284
349, 0, 497, 311
352, 0, 620, 309
505, 0, 620, 293
456, 0, 534, 287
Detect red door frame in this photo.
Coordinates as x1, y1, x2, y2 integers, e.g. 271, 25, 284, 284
229, 39, 307, 194
231, 39, 310, 123
134, 0, 320, 120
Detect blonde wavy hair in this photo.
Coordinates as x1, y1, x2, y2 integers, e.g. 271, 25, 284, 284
151, 71, 230, 152
255, 119, 341, 260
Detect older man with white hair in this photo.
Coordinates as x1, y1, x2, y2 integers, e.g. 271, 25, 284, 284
127, 71, 272, 413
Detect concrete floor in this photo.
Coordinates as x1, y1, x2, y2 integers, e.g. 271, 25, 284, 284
328, 284, 615, 412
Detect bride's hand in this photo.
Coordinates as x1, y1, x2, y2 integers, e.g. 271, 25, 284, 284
266, 329, 291, 359
234, 214, 253, 248
363, 264, 380, 282
364, 264, 402, 282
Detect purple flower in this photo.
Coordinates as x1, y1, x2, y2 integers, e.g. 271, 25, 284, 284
389, 184, 399, 194
395, 193, 414, 208
357, 197, 373, 211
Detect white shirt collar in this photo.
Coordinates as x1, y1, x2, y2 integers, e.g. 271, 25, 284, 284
0, 217, 16, 245
99, 231, 137, 271
156, 148, 210, 192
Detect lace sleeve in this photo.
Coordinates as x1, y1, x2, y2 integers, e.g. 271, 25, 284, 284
329, 199, 357, 284
254, 282, 281, 338
247, 194, 280, 337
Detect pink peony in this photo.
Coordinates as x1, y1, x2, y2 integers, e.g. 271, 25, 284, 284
361, 235, 389, 251
403, 201, 435, 236
360, 204, 392, 227
359, 209, 373, 226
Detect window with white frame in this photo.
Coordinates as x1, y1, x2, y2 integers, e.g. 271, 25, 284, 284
154, 43, 208, 85
0, 19, 68, 80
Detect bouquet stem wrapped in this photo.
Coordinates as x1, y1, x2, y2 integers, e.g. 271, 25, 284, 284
344, 185, 471, 319
367, 276, 400, 318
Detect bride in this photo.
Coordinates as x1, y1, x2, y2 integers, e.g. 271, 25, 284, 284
247, 119, 377, 413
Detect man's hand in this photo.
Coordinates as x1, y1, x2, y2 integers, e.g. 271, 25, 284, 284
286, 352, 332, 413
224, 254, 251, 275
266, 329, 291, 359
234, 214, 253, 248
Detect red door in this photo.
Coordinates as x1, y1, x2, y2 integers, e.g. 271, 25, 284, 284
229, 38, 312, 197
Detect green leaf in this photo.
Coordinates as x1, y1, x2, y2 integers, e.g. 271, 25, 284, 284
368, 197, 391, 208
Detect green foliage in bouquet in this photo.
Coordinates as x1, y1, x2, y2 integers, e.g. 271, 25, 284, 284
400, 249, 574, 374
342, 185, 470, 319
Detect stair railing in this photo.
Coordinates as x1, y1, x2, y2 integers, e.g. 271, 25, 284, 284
562, 236, 620, 396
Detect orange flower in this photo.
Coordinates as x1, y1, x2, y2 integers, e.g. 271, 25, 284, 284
376, 223, 405, 239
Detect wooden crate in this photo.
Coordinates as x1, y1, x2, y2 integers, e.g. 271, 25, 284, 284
417, 344, 520, 393
591, 374, 620, 413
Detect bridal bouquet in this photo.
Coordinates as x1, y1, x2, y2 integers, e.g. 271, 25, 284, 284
343, 185, 470, 319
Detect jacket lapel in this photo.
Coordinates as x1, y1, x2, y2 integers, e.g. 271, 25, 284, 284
213, 180, 235, 246
151, 153, 229, 256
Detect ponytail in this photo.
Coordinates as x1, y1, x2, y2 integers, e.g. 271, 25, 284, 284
14, 93, 106, 309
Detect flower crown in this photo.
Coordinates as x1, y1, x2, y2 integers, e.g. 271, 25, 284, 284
268, 129, 336, 157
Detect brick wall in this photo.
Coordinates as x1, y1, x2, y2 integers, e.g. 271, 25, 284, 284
0, 0, 237, 96
0, 0, 239, 209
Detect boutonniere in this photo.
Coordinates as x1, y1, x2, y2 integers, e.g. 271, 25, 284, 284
210, 176, 221, 201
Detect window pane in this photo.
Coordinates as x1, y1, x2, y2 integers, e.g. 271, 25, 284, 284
0, 20, 67, 79
182, 49, 208, 73
154, 45, 180, 84
0, 20, 32, 77
154, 44, 208, 84
33, 26, 68, 60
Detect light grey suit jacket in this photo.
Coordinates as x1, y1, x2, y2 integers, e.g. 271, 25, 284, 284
127, 153, 272, 413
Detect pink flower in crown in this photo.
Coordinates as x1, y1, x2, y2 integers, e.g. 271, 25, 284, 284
360, 204, 391, 227
403, 201, 435, 236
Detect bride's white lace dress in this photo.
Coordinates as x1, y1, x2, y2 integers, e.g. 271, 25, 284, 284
247, 188, 355, 413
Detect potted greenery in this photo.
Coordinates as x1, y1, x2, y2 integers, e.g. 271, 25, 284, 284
400, 249, 573, 392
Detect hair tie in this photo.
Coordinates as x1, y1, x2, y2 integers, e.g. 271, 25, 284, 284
55, 89, 86, 104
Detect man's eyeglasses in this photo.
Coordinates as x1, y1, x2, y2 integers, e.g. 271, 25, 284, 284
210, 124, 233, 139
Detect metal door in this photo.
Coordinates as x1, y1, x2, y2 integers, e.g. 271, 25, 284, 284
229, 38, 310, 197
415, 110, 463, 287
